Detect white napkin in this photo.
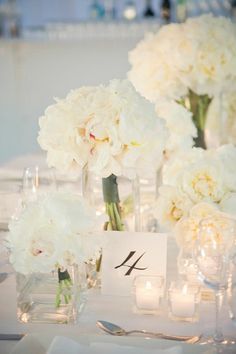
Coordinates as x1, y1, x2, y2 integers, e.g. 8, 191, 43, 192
46, 336, 183, 354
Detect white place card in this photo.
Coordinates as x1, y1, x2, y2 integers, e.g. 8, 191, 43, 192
101, 232, 167, 296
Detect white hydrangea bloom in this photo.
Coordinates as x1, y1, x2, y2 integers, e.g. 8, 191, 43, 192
128, 14, 236, 101
38, 79, 168, 178
7, 192, 100, 274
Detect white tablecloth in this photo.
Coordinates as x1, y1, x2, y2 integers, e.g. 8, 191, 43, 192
0, 231, 236, 354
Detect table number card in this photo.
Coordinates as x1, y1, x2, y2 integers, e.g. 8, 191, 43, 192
101, 232, 167, 296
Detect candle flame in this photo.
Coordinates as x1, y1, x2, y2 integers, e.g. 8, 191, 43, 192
145, 281, 152, 290
182, 284, 188, 295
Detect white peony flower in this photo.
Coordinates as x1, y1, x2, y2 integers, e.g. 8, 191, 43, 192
128, 14, 236, 101
156, 145, 236, 231
216, 144, 236, 192
181, 158, 226, 203
206, 92, 236, 148
189, 202, 219, 219
38, 79, 168, 178
174, 202, 221, 250
162, 147, 204, 186
220, 193, 236, 219
155, 185, 193, 229
6, 192, 100, 274
155, 99, 197, 159
174, 216, 199, 250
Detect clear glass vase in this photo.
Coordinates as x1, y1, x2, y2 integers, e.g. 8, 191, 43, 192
177, 247, 215, 302
177, 247, 199, 284
16, 264, 87, 324
81, 168, 142, 289
81, 167, 141, 232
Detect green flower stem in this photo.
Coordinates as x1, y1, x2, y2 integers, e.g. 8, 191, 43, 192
177, 90, 212, 149
96, 254, 102, 272
188, 90, 212, 149
102, 174, 124, 231
55, 269, 72, 308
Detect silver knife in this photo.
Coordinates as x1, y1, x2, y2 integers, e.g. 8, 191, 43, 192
0, 334, 25, 340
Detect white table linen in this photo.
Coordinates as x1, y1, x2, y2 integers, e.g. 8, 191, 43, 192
0, 156, 235, 353
0, 235, 235, 354
45, 336, 182, 354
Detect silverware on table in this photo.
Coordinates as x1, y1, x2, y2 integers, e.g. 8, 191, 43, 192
96, 320, 201, 344
0, 333, 25, 340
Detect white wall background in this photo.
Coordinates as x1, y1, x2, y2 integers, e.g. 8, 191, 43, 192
0, 36, 140, 164
0, 0, 231, 164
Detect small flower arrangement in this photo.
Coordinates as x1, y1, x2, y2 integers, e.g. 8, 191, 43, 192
38, 79, 168, 231
155, 144, 236, 249
6, 192, 101, 306
128, 15, 236, 148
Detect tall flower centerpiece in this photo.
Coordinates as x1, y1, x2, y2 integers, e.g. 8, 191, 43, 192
128, 14, 236, 149
6, 192, 101, 323
38, 79, 168, 232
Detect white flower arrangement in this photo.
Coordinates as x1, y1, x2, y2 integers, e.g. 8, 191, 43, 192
38, 79, 168, 179
128, 14, 236, 102
156, 145, 236, 246
6, 192, 101, 274
128, 14, 236, 149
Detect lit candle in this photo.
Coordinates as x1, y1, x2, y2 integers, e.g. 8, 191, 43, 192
170, 284, 195, 318
135, 280, 161, 310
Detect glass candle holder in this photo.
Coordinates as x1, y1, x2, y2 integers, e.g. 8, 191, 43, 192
133, 275, 164, 314
168, 281, 200, 322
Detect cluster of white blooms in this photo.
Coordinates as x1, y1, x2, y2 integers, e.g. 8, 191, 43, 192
156, 145, 236, 241
155, 99, 197, 159
174, 202, 235, 251
6, 192, 101, 274
128, 14, 236, 102
206, 91, 236, 147
38, 79, 168, 179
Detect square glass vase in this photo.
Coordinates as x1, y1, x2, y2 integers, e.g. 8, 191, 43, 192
16, 265, 86, 324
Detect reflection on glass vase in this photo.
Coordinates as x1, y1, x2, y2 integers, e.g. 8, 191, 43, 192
16, 264, 86, 324
81, 166, 141, 232
177, 247, 199, 285
177, 247, 215, 302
